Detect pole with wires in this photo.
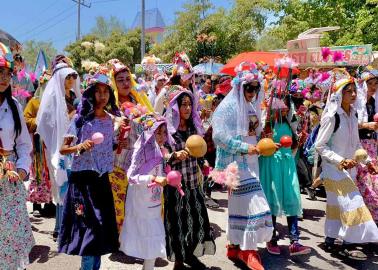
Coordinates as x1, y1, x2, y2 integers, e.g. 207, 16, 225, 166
71, 0, 91, 40
141, 0, 145, 60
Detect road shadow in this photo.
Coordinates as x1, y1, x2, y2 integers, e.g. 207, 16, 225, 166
321, 243, 378, 270
216, 199, 228, 208
29, 245, 59, 264
108, 252, 169, 267
210, 222, 225, 239
302, 208, 325, 222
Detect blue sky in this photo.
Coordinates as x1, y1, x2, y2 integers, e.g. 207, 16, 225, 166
1, 0, 232, 52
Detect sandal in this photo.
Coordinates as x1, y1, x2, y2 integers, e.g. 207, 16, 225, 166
339, 249, 367, 261
205, 197, 219, 209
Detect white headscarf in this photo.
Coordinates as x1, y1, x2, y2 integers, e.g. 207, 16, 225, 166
356, 69, 378, 123
320, 77, 355, 125
36, 63, 80, 186
212, 62, 263, 139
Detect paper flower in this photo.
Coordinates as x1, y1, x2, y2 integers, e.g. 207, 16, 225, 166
332, 51, 344, 63
94, 41, 106, 52
81, 41, 93, 48
321, 47, 332, 61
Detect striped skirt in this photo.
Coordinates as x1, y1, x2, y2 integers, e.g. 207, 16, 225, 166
323, 167, 378, 243
228, 170, 273, 251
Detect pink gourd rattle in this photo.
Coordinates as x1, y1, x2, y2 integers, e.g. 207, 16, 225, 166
148, 170, 185, 196
374, 113, 378, 123
92, 132, 104, 145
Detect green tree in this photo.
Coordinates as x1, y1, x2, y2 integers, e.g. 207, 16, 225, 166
22, 40, 57, 68
91, 16, 127, 38
64, 29, 151, 74
151, 0, 276, 64
266, 0, 378, 49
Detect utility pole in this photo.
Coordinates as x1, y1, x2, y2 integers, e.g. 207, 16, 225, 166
71, 0, 91, 40
141, 0, 145, 60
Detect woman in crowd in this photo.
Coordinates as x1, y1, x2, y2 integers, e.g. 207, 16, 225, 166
164, 87, 215, 270
58, 72, 120, 270
0, 42, 34, 269
211, 65, 273, 270
315, 77, 378, 260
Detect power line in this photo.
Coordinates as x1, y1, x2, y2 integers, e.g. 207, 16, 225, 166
13, 1, 60, 33
22, 10, 77, 41
18, 5, 76, 38
71, 0, 91, 40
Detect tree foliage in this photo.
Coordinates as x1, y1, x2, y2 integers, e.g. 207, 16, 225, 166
151, 0, 275, 64
91, 16, 127, 38
21, 40, 57, 68
64, 28, 151, 74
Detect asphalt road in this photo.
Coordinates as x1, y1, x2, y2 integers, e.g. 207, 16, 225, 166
27, 191, 378, 270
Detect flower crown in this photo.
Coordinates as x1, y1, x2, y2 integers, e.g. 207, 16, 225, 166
232, 62, 263, 86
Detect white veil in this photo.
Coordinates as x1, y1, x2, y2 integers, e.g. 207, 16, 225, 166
36, 63, 80, 188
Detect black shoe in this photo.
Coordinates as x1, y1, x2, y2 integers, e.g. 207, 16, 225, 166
41, 202, 56, 217
184, 256, 208, 269
305, 187, 317, 200
205, 197, 219, 209
53, 232, 58, 242
32, 210, 42, 218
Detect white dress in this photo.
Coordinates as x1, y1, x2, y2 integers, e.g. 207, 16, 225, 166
119, 164, 166, 260
315, 107, 378, 243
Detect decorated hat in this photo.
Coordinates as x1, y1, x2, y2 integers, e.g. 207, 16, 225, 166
232, 62, 263, 87
0, 42, 14, 70
85, 72, 111, 90
332, 76, 355, 93
360, 66, 378, 82
108, 58, 131, 76
172, 52, 193, 81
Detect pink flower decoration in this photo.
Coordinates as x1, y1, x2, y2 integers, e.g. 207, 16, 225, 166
320, 72, 331, 82
17, 69, 26, 81
321, 47, 332, 61
332, 51, 344, 63
13, 88, 31, 98
29, 72, 36, 82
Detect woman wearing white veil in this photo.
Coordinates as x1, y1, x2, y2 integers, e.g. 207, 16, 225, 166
36, 62, 81, 240
355, 68, 378, 224
211, 63, 273, 270
315, 76, 378, 260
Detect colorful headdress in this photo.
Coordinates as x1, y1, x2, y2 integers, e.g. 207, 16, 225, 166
84, 72, 112, 90
360, 66, 378, 82
232, 62, 263, 87
0, 42, 14, 70
172, 52, 193, 81
332, 77, 355, 93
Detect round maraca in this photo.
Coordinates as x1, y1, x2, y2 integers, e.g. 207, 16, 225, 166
92, 132, 104, 145
256, 138, 276, 156
354, 149, 368, 164
167, 171, 184, 196
374, 113, 378, 123
280, 135, 292, 148
185, 135, 207, 158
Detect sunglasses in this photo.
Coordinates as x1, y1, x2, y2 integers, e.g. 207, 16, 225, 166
244, 84, 260, 93
66, 73, 78, 80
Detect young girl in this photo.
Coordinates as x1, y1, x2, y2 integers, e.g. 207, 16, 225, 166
259, 97, 311, 256
58, 73, 120, 270
119, 114, 172, 270
0, 42, 34, 270
164, 88, 215, 270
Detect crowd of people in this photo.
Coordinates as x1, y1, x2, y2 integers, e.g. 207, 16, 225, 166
0, 41, 378, 270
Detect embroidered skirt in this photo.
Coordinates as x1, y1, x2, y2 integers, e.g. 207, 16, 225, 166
163, 183, 216, 262
228, 170, 273, 250
58, 170, 119, 256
